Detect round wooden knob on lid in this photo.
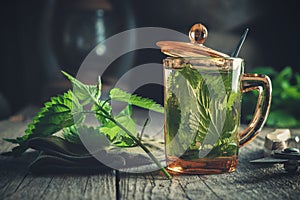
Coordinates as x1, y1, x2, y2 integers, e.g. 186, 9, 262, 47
189, 23, 208, 44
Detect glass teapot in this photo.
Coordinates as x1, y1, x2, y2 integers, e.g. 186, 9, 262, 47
157, 23, 272, 174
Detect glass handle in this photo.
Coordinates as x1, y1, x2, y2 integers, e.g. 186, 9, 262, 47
239, 74, 272, 147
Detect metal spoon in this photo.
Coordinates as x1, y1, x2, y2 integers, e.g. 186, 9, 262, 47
231, 28, 249, 57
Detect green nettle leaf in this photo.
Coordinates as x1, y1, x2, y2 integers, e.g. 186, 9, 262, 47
99, 120, 121, 142
62, 125, 82, 144
206, 139, 238, 157
3, 90, 83, 156
165, 91, 185, 156
62, 71, 101, 105
166, 65, 239, 159
226, 92, 240, 110
109, 88, 164, 113
118, 104, 133, 116
26, 91, 83, 137
63, 125, 110, 150
100, 114, 136, 147
202, 74, 230, 99
166, 93, 181, 141
178, 64, 202, 89
166, 69, 201, 155
92, 100, 112, 125
189, 81, 211, 141
97, 104, 136, 147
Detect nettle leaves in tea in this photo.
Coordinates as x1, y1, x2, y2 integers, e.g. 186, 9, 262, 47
166, 64, 240, 159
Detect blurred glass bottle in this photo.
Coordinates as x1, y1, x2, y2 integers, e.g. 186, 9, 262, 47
39, 0, 135, 100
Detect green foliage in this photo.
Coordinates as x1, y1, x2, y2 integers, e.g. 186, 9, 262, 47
267, 110, 299, 128
3, 71, 171, 178
110, 88, 164, 113
246, 66, 300, 128
3, 72, 163, 155
177, 65, 202, 89
62, 125, 82, 144
3, 90, 83, 156
166, 93, 181, 141
92, 100, 112, 124
165, 65, 240, 159
61, 71, 101, 105
99, 105, 136, 147
63, 125, 110, 149
165, 93, 183, 155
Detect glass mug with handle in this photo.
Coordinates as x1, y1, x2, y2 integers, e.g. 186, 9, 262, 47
157, 24, 272, 174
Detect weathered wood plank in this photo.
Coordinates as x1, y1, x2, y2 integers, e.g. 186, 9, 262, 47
118, 171, 234, 200
0, 119, 35, 199
2, 172, 116, 200
83, 172, 117, 200
1, 155, 117, 200
0, 153, 35, 199
0, 120, 28, 152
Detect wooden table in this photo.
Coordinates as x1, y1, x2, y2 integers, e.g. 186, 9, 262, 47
1, 107, 299, 200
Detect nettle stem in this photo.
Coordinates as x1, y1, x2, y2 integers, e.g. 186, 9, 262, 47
109, 117, 172, 179
94, 98, 172, 179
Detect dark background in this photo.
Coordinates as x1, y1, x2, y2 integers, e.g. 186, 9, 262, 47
0, 0, 299, 119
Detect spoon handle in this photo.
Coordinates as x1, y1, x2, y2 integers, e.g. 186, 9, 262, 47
231, 28, 249, 57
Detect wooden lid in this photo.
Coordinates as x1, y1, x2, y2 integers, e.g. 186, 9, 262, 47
156, 23, 228, 58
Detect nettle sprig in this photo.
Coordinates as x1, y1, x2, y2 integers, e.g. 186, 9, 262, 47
3, 71, 171, 179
